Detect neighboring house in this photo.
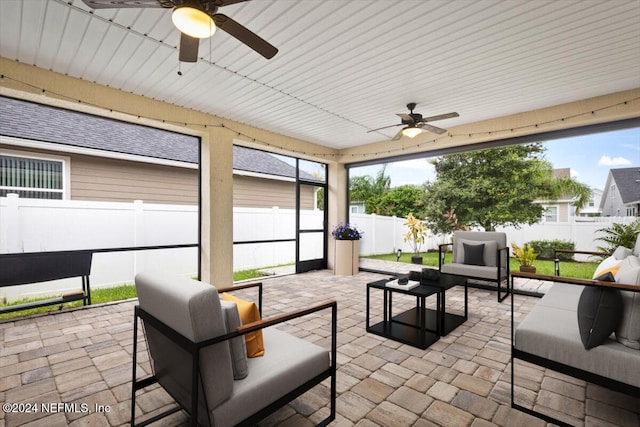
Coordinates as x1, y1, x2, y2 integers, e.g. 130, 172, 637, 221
577, 187, 603, 218
537, 168, 575, 223
0, 97, 317, 209
350, 201, 366, 214
600, 167, 640, 217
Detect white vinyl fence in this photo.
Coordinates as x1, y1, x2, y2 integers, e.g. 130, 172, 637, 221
1, 194, 636, 301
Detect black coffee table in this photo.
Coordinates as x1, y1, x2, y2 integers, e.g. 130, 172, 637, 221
366, 273, 468, 349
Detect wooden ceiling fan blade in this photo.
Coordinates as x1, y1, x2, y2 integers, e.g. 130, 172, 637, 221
419, 112, 459, 122
179, 33, 199, 62
419, 123, 447, 134
392, 129, 404, 141
367, 123, 402, 133
80, 0, 166, 8
215, 0, 253, 6
396, 113, 413, 121
213, 13, 278, 59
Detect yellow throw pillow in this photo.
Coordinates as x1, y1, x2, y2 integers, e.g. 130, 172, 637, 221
221, 293, 265, 358
596, 265, 621, 279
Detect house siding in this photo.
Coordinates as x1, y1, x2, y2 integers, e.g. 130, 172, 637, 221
233, 175, 315, 210
71, 155, 198, 204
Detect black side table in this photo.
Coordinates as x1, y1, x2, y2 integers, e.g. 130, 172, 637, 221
366, 278, 442, 349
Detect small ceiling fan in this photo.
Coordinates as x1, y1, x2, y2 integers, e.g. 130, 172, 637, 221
368, 103, 459, 140
81, 0, 278, 62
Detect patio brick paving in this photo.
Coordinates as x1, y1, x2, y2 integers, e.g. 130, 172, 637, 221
1, 268, 638, 427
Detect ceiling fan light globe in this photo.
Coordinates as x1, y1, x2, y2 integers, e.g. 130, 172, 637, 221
172, 6, 216, 39
402, 127, 422, 138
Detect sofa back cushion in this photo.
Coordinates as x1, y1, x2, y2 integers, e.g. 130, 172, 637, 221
614, 256, 640, 349
452, 231, 506, 268
135, 272, 234, 417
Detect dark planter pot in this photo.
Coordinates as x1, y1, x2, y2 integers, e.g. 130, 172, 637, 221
411, 256, 423, 265
519, 265, 536, 273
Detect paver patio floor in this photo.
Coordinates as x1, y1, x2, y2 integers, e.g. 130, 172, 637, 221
1, 268, 638, 426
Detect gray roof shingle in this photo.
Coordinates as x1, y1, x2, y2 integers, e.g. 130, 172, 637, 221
0, 96, 314, 180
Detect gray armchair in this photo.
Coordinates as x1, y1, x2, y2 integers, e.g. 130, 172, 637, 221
439, 231, 510, 302
131, 272, 337, 426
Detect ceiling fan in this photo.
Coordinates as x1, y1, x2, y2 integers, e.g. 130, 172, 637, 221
368, 103, 459, 140
80, 0, 278, 62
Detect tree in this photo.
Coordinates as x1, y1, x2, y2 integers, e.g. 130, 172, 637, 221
423, 143, 590, 232
369, 185, 427, 218
349, 165, 391, 213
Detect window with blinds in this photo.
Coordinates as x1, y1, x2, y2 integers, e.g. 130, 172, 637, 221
0, 154, 64, 199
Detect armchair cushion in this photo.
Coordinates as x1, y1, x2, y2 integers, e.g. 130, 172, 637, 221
221, 292, 265, 357
135, 272, 234, 411
220, 301, 249, 379
456, 239, 498, 267
211, 328, 330, 426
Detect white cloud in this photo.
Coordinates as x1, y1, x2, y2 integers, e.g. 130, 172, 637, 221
598, 155, 632, 166
570, 168, 579, 178
392, 159, 431, 169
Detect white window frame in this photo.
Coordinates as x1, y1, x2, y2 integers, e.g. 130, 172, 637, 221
542, 205, 559, 223
0, 148, 71, 200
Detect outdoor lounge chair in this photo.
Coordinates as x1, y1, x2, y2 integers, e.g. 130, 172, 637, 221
439, 231, 510, 302
130, 272, 337, 426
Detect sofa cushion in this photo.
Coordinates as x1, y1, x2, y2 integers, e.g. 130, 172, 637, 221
221, 293, 265, 357
463, 242, 485, 266
220, 301, 249, 379
440, 263, 505, 281
613, 245, 633, 260
577, 286, 622, 349
615, 255, 640, 349
515, 284, 640, 388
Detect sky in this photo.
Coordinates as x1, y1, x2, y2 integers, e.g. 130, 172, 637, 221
350, 127, 640, 190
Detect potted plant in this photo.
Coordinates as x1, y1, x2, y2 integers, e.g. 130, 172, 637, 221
332, 222, 363, 275
404, 213, 428, 264
512, 242, 537, 273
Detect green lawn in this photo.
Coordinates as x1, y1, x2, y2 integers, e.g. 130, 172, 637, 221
0, 267, 271, 320
364, 252, 599, 279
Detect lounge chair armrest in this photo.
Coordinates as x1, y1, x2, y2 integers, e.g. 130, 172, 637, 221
217, 282, 263, 315
238, 300, 337, 335
217, 281, 262, 293
554, 249, 610, 257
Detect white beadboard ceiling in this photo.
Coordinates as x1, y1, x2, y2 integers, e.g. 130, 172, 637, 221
1, 0, 639, 149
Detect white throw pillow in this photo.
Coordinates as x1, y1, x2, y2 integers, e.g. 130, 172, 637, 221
592, 255, 623, 279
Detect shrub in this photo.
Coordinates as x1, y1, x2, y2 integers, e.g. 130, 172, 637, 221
527, 239, 575, 261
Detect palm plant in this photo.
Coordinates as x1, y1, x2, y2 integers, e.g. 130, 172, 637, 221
595, 220, 640, 254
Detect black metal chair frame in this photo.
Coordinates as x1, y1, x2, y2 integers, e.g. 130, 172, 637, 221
510, 272, 640, 427
439, 243, 511, 302
131, 282, 337, 427
0, 250, 92, 314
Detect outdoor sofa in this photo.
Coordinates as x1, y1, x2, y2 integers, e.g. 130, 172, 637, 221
511, 237, 640, 426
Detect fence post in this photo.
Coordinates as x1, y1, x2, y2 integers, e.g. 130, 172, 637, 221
133, 200, 144, 275
2, 194, 21, 253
